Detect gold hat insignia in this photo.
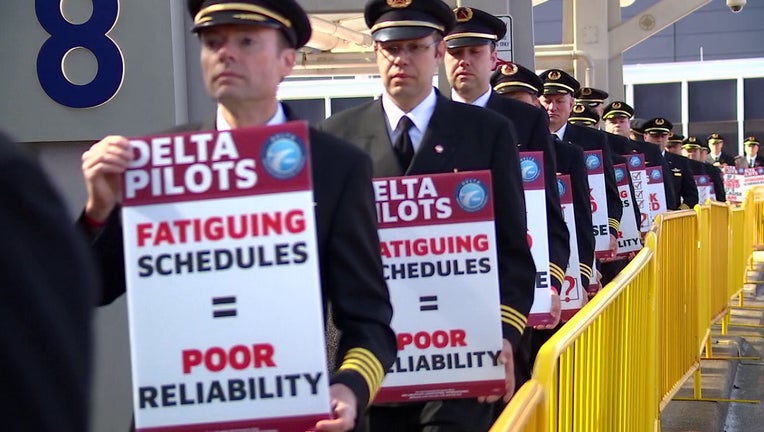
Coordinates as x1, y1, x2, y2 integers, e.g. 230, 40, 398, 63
548, 70, 561, 80
612, 102, 622, 109
581, 88, 592, 96
388, 0, 412, 8
711, 133, 720, 139
455, 7, 473, 22
573, 105, 585, 114
655, 118, 665, 125
501, 63, 518, 76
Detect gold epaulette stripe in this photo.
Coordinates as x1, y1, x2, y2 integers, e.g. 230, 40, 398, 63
371, 20, 445, 33
501, 305, 527, 331
549, 263, 565, 284
494, 81, 538, 93
444, 32, 498, 41
195, 2, 292, 27
338, 348, 385, 402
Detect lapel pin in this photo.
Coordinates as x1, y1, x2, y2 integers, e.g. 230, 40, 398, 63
434, 144, 444, 154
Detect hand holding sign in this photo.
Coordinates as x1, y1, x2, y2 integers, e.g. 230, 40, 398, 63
314, 384, 357, 432
477, 339, 515, 404
82, 135, 133, 222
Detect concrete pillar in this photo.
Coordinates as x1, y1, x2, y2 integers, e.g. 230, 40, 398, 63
571, 0, 609, 88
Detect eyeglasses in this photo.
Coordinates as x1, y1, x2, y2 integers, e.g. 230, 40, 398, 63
647, 131, 669, 137
376, 40, 438, 58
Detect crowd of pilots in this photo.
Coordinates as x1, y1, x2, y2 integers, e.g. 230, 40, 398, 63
59, 0, 762, 431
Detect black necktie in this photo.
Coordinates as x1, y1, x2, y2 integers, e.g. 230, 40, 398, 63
393, 116, 415, 169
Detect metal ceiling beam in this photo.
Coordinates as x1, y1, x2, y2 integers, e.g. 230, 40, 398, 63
608, 0, 711, 58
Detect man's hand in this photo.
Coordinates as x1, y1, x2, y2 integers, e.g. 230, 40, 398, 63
608, 234, 618, 258
478, 339, 515, 403
314, 384, 357, 432
534, 289, 561, 330
81, 136, 133, 222
587, 270, 603, 299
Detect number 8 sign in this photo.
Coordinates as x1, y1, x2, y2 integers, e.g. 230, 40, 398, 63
35, 0, 124, 108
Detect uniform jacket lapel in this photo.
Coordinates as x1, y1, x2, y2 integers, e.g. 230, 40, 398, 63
407, 95, 457, 175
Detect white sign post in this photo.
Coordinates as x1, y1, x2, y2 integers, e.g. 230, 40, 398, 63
646, 166, 668, 222
557, 175, 585, 321
373, 171, 505, 403
624, 154, 649, 233
496, 15, 514, 61
121, 123, 331, 432
520, 152, 553, 326
613, 164, 642, 256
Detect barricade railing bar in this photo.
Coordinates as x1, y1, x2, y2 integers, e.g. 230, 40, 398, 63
490, 187, 763, 431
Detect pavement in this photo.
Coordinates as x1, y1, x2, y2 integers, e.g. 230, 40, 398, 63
661, 253, 764, 432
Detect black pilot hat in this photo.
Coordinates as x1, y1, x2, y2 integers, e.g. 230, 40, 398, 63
744, 136, 760, 147
444, 7, 506, 49
602, 101, 634, 120
681, 136, 701, 150
187, 0, 312, 49
568, 103, 600, 126
364, 0, 456, 43
707, 133, 725, 143
668, 133, 684, 147
539, 69, 580, 96
491, 62, 543, 96
575, 87, 609, 107
642, 117, 673, 135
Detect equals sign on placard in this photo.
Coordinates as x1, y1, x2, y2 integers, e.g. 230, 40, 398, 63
212, 296, 237, 318
419, 296, 438, 311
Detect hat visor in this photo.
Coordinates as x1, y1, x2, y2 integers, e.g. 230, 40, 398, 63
445, 37, 493, 49
372, 26, 435, 43
543, 87, 572, 96
494, 84, 537, 96
192, 12, 282, 33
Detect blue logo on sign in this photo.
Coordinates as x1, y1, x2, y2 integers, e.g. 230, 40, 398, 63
699, 176, 707, 184
615, 168, 625, 183
456, 179, 489, 212
520, 158, 541, 183
629, 155, 641, 168
650, 169, 662, 181
262, 133, 306, 179
585, 154, 601, 170
557, 178, 566, 197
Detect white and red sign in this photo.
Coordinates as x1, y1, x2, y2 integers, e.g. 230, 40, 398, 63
646, 166, 668, 221
695, 175, 713, 204
121, 123, 332, 431
623, 154, 649, 232
583, 150, 609, 259
724, 166, 745, 204
520, 152, 553, 326
373, 171, 505, 403
556, 175, 585, 321
614, 164, 642, 256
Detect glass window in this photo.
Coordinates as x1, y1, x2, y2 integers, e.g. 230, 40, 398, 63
330, 97, 374, 115
744, 78, 764, 120
283, 99, 325, 125
633, 83, 681, 123
688, 80, 736, 122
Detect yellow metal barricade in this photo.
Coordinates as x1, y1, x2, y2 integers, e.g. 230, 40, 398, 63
653, 211, 699, 407
490, 380, 545, 432
706, 202, 730, 324
728, 206, 746, 303
530, 234, 658, 432
694, 204, 711, 355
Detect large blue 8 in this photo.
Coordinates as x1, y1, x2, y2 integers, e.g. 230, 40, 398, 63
36, 0, 124, 108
